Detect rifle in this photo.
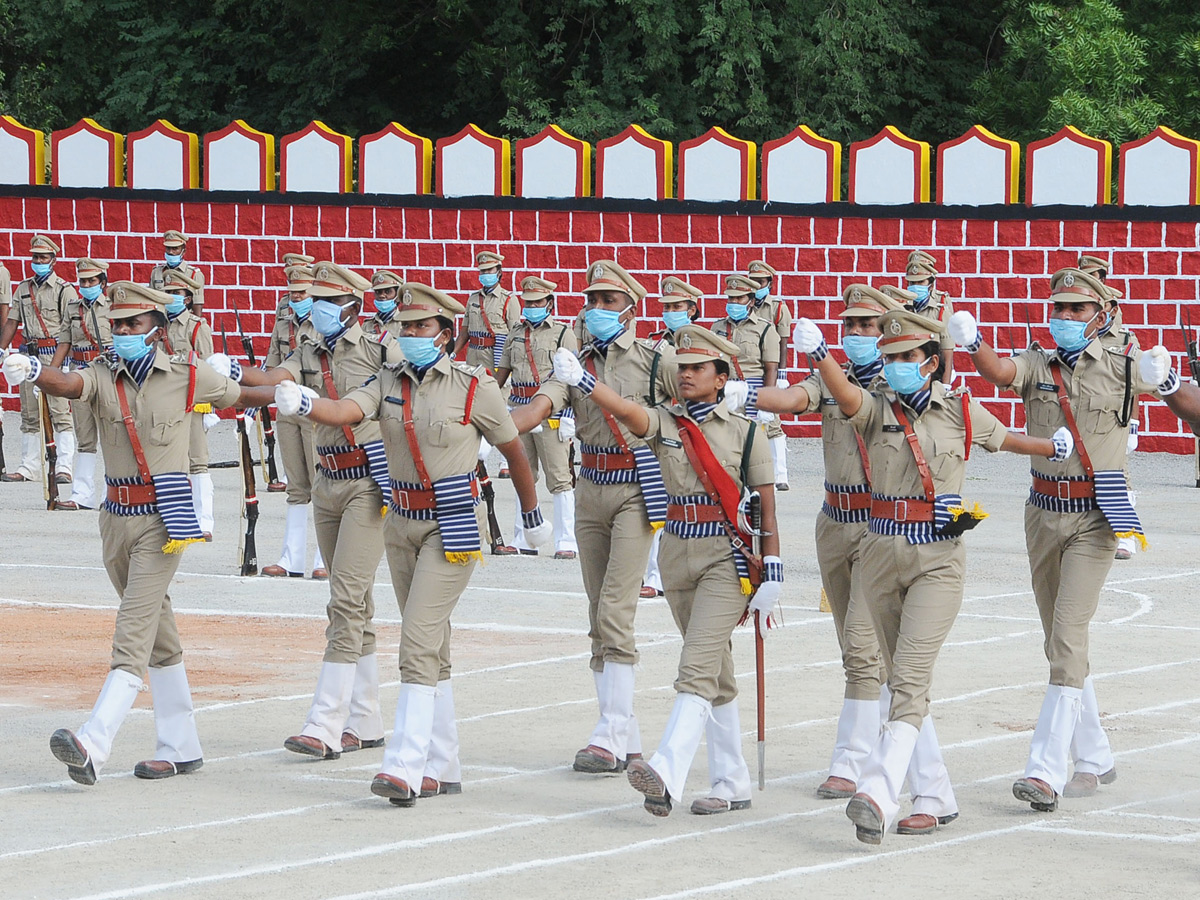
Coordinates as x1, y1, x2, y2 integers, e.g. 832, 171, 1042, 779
233, 306, 283, 490
0, 400, 5, 476
750, 490, 766, 791
475, 460, 509, 553
1182, 309, 1200, 487
39, 388, 59, 510
224, 325, 259, 574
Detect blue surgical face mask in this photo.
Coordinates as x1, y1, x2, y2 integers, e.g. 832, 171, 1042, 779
726, 302, 750, 322
754, 285, 770, 301
523, 306, 549, 325
375, 298, 397, 317
113, 328, 157, 362
165, 252, 183, 267
585, 307, 625, 342
662, 310, 691, 332
883, 360, 930, 394
31, 262, 52, 278
842, 334, 881, 366
80, 284, 103, 302
907, 283, 931, 309
398, 336, 442, 368
289, 297, 313, 319
312, 299, 352, 337
479, 272, 500, 289
165, 295, 187, 316
1048, 314, 1097, 352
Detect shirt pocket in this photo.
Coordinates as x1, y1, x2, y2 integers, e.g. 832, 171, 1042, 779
148, 409, 184, 446
1080, 392, 1124, 436
1025, 392, 1062, 434
931, 432, 966, 486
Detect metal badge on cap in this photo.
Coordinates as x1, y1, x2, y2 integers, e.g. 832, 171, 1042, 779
889, 320, 903, 335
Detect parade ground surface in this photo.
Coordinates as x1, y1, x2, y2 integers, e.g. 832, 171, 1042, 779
2, 415, 1197, 900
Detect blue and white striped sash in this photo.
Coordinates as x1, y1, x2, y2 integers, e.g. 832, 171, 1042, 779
1027, 470, 1097, 514
821, 480, 871, 524
1094, 470, 1146, 547
316, 443, 369, 481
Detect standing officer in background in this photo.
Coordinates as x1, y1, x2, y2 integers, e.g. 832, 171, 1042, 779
901, 251, 955, 379
3, 282, 245, 784
63, 257, 114, 510
149, 231, 205, 316
453, 250, 519, 374
262, 258, 327, 579
745, 260, 792, 490
552, 325, 778, 818
712, 274, 779, 438
496, 276, 580, 558
0, 235, 77, 485
161, 269, 216, 539
229, 262, 392, 760
511, 260, 677, 775
363, 270, 404, 341
948, 267, 1183, 813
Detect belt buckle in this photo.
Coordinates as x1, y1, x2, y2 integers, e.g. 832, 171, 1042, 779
683, 502, 699, 525
894, 500, 908, 521
1057, 480, 1071, 500
397, 490, 411, 511
117, 484, 131, 506
324, 454, 339, 473
595, 452, 609, 472
837, 492, 853, 512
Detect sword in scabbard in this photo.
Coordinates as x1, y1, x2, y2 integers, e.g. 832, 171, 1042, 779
750, 490, 766, 790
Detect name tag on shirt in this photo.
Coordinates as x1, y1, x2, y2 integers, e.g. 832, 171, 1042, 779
384, 395, 404, 406
883, 424, 904, 433
661, 438, 683, 448
822, 397, 838, 405
1037, 382, 1057, 392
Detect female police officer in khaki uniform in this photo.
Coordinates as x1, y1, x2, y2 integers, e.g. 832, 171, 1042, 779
274, 282, 550, 806
792, 308, 1073, 844
551, 325, 779, 817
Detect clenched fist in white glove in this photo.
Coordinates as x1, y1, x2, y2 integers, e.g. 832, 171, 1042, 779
1139, 345, 1179, 394
1049, 426, 1075, 462
478, 437, 493, 462
275, 379, 318, 417
756, 409, 776, 425
724, 380, 749, 414
552, 347, 590, 390
522, 509, 553, 547
557, 412, 576, 442
949, 311, 981, 351
792, 318, 828, 359
202, 412, 220, 432
206, 352, 244, 382
2, 353, 37, 385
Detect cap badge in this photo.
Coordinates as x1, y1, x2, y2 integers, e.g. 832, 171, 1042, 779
402, 289, 413, 304
592, 264, 604, 280
317, 265, 330, 280
851, 287, 863, 303
889, 320, 903, 335
680, 333, 693, 349
114, 286, 127, 302
1063, 272, 1075, 288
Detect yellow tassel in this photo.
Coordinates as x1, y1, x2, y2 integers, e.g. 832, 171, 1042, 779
1115, 530, 1149, 551
948, 502, 989, 522
650, 520, 665, 533
739, 577, 752, 596
192, 403, 213, 414
548, 418, 560, 430
819, 588, 831, 613
380, 505, 388, 519
161, 537, 203, 555
445, 550, 483, 565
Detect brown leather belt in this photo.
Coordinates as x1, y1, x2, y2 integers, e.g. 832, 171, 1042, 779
391, 480, 480, 511
469, 336, 496, 348
509, 383, 539, 399
318, 447, 368, 472
73, 347, 100, 361
34, 337, 57, 349
581, 450, 637, 471
870, 497, 935, 523
106, 482, 157, 506
667, 502, 725, 524
826, 490, 873, 512
1032, 475, 1095, 500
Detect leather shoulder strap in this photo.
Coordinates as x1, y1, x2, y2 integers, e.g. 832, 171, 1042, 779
115, 377, 155, 485
960, 392, 972, 461
1050, 359, 1095, 478
523, 328, 540, 383
889, 399, 936, 503
583, 356, 631, 452
461, 374, 479, 425
399, 375, 433, 489
185, 353, 198, 411
318, 351, 360, 447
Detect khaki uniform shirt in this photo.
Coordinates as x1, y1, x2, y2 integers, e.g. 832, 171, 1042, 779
796, 366, 874, 488
165, 310, 213, 358
275, 322, 392, 449
12, 272, 76, 346
642, 401, 773, 494
849, 382, 1008, 497
0, 263, 10, 306
1007, 342, 1159, 480
346, 356, 517, 484
361, 313, 402, 342
711, 311, 780, 381
535, 327, 677, 451
77, 350, 240, 477
755, 294, 792, 346
465, 287, 520, 369
499, 317, 578, 387
572, 310, 590, 347
150, 262, 205, 311
265, 300, 315, 367
67, 294, 113, 365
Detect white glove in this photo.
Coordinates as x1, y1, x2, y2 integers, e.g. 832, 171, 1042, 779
2, 353, 36, 385
202, 412, 220, 432
948, 311, 980, 350
1126, 422, 1139, 454
1139, 345, 1172, 387
275, 380, 317, 417
523, 515, 553, 547
552, 347, 586, 387
775, 376, 789, 390
478, 437, 493, 462
724, 380, 749, 414
792, 318, 825, 355
748, 580, 781, 617
206, 352, 232, 378
1049, 426, 1075, 462
756, 409, 775, 424
557, 414, 576, 441
531, 422, 544, 434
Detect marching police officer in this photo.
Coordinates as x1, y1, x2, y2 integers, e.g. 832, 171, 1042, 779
949, 267, 1185, 812
275, 282, 549, 806
363, 270, 404, 341
453, 250, 519, 374
3, 282, 245, 784
712, 275, 779, 449
0, 235, 78, 485
793, 308, 1071, 843
902, 250, 956, 379
552, 325, 779, 817
496, 276, 580, 558
262, 260, 327, 579
62, 257, 114, 510
745, 260, 792, 490
511, 260, 677, 774
149, 230, 206, 316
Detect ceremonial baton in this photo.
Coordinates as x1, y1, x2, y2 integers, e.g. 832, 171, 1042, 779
750, 489, 766, 790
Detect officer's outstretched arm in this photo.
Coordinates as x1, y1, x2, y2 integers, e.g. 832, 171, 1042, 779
0, 318, 18, 350
1000, 432, 1057, 459
757, 384, 809, 415
584, 380, 651, 437
269, 379, 365, 427
236, 364, 292, 387
792, 318, 862, 417
496, 437, 540, 514
753, 482, 781, 558
1163, 381, 1200, 434
27, 361, 84, 399
510, 396, 554, 433
948, 311, 1016, 387
495, 366, 511, 389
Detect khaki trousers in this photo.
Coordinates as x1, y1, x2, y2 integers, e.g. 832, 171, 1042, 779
860, 533, 965, 730
73, 392, 99, 453
100, 511, 185, 675
188, 412, 208, 473
659, 533, 745, 705
815, 514, 884, 701
276, 415, 317, 506
384, 514, 480, 686
312, 474, 385, 663
520, 428, 572, 494
576, 478, 654, 672
20, 379, 72, 433
1024, 505, 1117, 688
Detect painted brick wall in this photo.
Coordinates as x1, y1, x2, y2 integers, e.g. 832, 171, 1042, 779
1, 194, 1197, 451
